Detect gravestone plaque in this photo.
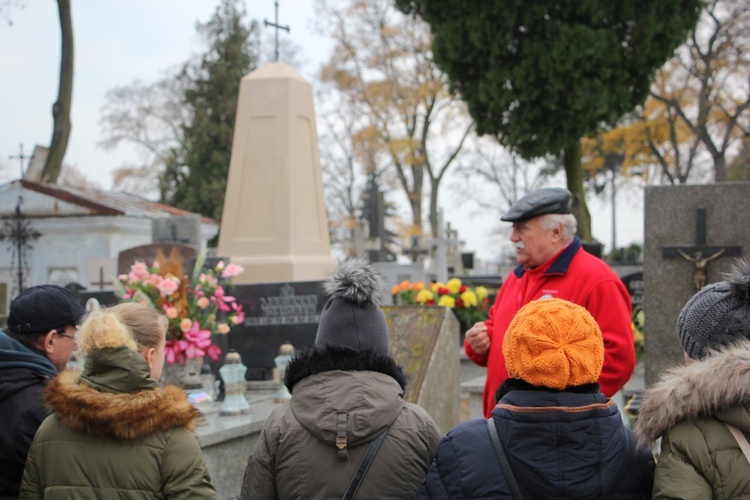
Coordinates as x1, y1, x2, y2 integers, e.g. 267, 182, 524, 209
152, 215, 202, 247
383, 305, 460, 434
620, 271, 644, 309
644, 183, 749, 386
227, 281, 323, 380
117, 243, 197, 275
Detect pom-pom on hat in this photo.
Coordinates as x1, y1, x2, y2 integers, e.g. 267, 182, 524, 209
678, 258, 750, 361
315, 258, 389, 356
503, 298, 603, 391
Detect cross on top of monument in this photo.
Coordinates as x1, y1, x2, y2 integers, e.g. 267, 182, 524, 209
662, 207, 742, 290
263, 1, 290, 62
9, 143, 29, 178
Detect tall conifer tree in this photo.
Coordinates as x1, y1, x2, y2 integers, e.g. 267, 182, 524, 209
160, 0, 259, 221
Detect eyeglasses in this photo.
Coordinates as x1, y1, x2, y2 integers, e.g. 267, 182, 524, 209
55, 324, 78, 340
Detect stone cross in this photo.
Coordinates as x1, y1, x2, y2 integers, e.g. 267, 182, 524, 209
89, 267, 113, 291
263, 1, 290, 62
350, 220, 381, 257
424, 209, 462, 283
662, 207, 742, 290
9, 143, 29, 177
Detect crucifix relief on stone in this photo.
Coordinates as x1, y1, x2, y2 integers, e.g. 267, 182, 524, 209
662, 208, 742, 291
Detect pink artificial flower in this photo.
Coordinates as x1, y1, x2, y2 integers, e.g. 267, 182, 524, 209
180, 318, 193, 333
211, 286, 232, 312
164, 306, 178, 319
197, 296, 210, 309
199, 273, 218, 288
122, 288, 135, 299
165, 339, 185, 365
148, 273, 162, 287
231, 302, 245, 324
217, 323, 231, 334
151, 260, 161, 270
205, 343, 222, 362
156, 277, 180, 298
129, 261, 150, 281
215, 260, 226, 272
221, 263, 244, 279
183, 321, 213, 359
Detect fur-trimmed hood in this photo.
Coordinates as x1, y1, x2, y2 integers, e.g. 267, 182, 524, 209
636, 340, 750, 445
45, 347, 198, 441
285, 346, 406, 392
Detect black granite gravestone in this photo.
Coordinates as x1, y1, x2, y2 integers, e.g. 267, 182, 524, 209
620, 270, 644, 309
226, 281, 323, 380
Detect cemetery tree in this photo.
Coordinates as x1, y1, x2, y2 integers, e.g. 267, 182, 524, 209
318, 0, 473, 240
648, 0, 750, 183
42, 0, 73, 183
160, 0, 259, 221
583, 0, 750, 186
395, 0, 702, 240
98, 76, 190, 196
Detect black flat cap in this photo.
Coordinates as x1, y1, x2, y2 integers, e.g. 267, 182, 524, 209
8, 284, 85, 335
501, 187, 572, 222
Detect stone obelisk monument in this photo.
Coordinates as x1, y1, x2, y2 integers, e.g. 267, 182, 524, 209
217, 63, 336, 283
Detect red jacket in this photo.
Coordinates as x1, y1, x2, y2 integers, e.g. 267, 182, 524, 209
465, 238, 636, 417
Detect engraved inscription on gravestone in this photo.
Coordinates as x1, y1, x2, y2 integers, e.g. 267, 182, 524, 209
226, 281, 323, 380
620, 271, 644, 308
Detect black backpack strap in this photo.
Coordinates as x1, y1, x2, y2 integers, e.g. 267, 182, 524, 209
487, 417, 525, 500
341, 427, 389, 500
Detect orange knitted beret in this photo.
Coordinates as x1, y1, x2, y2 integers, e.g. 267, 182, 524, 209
502, 298, 604, 390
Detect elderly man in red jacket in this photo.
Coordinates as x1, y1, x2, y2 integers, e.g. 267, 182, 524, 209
465, 187, 636, 417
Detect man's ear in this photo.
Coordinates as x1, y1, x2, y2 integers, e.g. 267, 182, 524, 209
551, 223, 563, 242
36, 330, 57, 354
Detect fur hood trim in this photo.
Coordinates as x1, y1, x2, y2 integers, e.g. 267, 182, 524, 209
285, 346, 406, 393
635, 340, 750, 445
45, 370, 198, 440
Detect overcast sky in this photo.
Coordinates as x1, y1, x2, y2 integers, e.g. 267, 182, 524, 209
0, 0, 643, 264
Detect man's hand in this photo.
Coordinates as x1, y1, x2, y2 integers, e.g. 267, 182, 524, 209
466, 321, 490, 356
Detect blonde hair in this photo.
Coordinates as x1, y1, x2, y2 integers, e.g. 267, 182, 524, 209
75, 303, 166, 354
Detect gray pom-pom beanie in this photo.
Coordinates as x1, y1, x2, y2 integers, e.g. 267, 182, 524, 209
677, 259, 750, 360
315, 258, 389, 355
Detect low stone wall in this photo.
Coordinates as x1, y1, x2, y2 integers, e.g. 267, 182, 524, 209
195, 391, 282, 500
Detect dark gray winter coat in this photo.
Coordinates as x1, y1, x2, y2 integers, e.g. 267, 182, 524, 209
241, 348, 441, 500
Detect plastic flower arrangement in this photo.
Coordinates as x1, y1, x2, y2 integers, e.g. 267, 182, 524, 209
115, 249, 245, 366
391, 277, 491, 327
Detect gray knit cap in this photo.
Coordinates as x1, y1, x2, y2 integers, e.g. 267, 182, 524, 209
677, 259, 750, 360
315, 258, 389, 355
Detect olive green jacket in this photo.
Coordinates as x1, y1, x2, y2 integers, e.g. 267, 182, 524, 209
636, 342, 750, 499
19, 346, 215, 499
